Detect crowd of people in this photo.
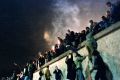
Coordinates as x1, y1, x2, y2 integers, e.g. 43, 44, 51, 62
2, 1, 120, 80
37, 1, 120, 67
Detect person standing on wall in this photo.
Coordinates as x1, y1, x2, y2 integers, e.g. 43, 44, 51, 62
53, 66, 63, 80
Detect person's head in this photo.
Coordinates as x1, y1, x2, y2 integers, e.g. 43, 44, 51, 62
55, 66, 58, 70
26, 62, 29, 66
67, 29, 71, 33
47, 66, 49, 69
81, 30, 86, 34
86, 27, 90, 31
101, 16, 107, 21
32, 60, 36, 64
67, 29, 71, 34
89, 20, 93, 24
68, 53, 72, 58
106, 1, 112, 7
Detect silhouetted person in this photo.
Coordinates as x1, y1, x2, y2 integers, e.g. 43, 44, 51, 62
11, 71, 17, 80
38, 54, 45, 67
81, 30, 86, 42
46, 51, 52, 62
28, 60, 36, 80
53, 66, 63, 80
23, 63, 29, 80
90, 50, 107, 80
106, 10, 113, 24
85, 27, 90, 35
11, 62, 21, 80
39, 69, 43, 80
64, 33, 72, 46
106, 1, 120, 22
65, 53, 76, 80
89, 20, 101, 35
99, 16, 110, 30
44, 66, 51, 80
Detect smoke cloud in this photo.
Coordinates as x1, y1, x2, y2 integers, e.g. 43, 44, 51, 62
44, 0, 116, 46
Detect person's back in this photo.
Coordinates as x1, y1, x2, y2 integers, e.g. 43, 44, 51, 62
39, 70, 43, 80
44, 66, 51, 80
53, 69, 62, 80
65, 54, 76, 80
74, 53, 85, 80
93, 50, 105, 70
91, 50, 108, 80
39, 56, 45, 66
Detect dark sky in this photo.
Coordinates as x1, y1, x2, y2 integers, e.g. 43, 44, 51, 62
0, 0, 118, 77
0, 0, 55, 77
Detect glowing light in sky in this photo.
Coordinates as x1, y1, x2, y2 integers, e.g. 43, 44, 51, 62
52, 45, 55, 51
44, 31, 58, 46
44, 31, 50, 41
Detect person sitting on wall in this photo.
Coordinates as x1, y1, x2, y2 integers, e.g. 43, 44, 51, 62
38, 53, 45, 67
106, 10, 113, 24
64, 33, 72, 47
23, 63, 29, 80
89, 20, 101, 35
106, 1, 120, 23
74, 33, 81, 48
53, 66, 63, 80
85, 27, 90, 35
80, 30, 86, 42
45, 51, 52, 62
99, 16, 110, 30
28, 60, 37, 80
44, 66, 51, 80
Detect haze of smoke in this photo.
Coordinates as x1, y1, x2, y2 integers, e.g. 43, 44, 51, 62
52, 0, 81, 38
44, 0, 119, 47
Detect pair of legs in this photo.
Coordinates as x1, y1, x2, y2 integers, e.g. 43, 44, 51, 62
76, 69, 85, 80
95, 70, 107, 80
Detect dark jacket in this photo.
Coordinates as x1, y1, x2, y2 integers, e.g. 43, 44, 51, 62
65, 56, 76, 79
53, 69, 62, 80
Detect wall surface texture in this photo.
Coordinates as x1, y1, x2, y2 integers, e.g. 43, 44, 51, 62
33, 22, 120, 80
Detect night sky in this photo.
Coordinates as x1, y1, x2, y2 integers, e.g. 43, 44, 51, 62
0, 0, 118, 77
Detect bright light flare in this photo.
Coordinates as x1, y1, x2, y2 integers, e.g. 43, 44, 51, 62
44, 31, 50, 41
57, 39, 61, 45
52, 45, 55, 52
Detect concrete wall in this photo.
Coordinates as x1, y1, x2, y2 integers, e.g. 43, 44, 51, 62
33, 22, 120, 80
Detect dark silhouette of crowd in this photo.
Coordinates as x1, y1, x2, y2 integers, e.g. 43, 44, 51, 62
2, 1, 119, 80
